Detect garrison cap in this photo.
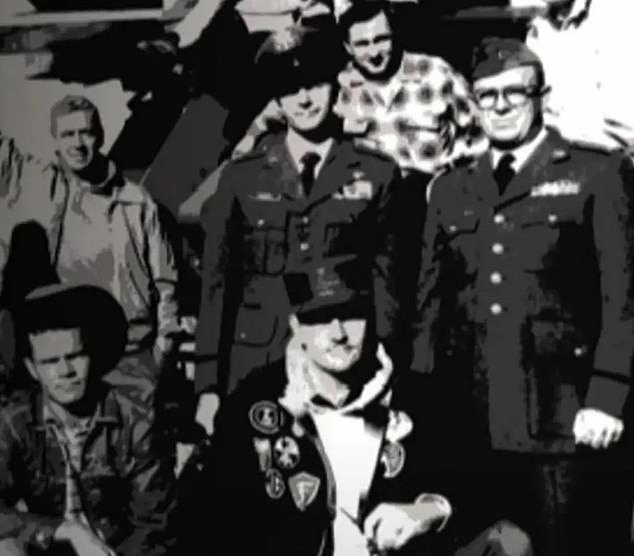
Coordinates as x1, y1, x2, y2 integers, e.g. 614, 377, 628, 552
284, 256, 372, 323
471, 37, 543, 81
255, 25, 344, 96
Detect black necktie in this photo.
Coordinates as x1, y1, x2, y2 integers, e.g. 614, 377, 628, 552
300, 151, 321, 197
493, 153, 516, 195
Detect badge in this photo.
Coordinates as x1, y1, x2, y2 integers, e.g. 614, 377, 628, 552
265, 469, 286, 499
288, 472, 321, 511
249, 192, 282, 202
530, 180, 580, 197
249, 401, 282, 435
381, 441, 406, 479
253, 438, 273, 472
274, 436, 301, 469
333, 180, 373, 200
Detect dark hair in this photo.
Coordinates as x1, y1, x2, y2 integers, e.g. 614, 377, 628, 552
50, 95, 104, 149
338, 1, 395, 42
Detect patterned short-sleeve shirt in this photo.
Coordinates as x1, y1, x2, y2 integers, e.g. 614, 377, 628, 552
334, 52, 487, 174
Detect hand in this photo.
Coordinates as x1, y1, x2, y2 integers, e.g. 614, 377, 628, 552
573, 408, 624, 449
363, 501, 446, 552
196, 392, 221, 435
54, 521, 112, 556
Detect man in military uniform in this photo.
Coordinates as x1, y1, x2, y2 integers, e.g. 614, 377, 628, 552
0, 284, 177, 555
412, 37, 634, 555
195, 26, 401, 428
185, 257, 532, 556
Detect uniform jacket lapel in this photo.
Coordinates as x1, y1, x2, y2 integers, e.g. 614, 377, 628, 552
307, 140, 356, 209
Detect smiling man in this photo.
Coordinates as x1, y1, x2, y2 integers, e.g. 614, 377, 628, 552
0, 95, 180, 404
194, 25, 403, 425
412, 37, 634, 555
187, 257, 532, 556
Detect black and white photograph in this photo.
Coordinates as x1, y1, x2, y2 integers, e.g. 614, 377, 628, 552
1, 0, 633, 554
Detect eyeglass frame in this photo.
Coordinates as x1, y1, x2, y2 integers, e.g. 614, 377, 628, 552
473, 84, 551, 110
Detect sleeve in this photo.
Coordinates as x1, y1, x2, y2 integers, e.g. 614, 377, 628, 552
373, 164, 401, 350
411, 177, 446, 374
586, 154, 634, 415
114, 412, 178, 556
144, 200, 181, 341
0, 414, 63, 552
194, 168, 241, 395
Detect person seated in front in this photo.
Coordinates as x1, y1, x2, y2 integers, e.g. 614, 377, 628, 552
185, 256, 533, 556
0, 283, 178, 555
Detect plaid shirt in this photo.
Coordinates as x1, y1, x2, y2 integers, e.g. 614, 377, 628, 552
334, 52, 487, 175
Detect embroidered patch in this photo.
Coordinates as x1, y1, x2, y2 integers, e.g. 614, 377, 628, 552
253, 438, 273, 472
530, 180, 580, 197
249, 401, 281, 435
288, 472, 321, 511
265, 469, 286, 499
381, 441, 406, 479
274, 436, 301, 470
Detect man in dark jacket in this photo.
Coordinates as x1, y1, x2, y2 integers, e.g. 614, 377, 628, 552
195, 25, 402, 427
412, 37, 634, 555
0, 284, 177, 555
185, 256, 532, 556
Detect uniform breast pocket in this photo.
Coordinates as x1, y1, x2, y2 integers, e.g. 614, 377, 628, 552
442, 212, 479, 274
323, 200, 368, 256
244, 213, 288, 276
518, 204, 581, 271
525, 319, 590, 440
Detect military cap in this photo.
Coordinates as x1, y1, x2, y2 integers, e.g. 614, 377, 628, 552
284, 256, 372, 323
255, 25, 345, 96
19, 283, 127, 375
471, 37, 543, 81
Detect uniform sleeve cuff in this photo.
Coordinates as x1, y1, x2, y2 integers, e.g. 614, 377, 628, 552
585, 372, 630, 417
414, 493, 452, 532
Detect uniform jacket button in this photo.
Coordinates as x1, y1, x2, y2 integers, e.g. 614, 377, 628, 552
257, 219, 265, 227
547, 213, 558, 224
490, 303, 503, 315
492, 243, 504, 255
300, 242, 310, 251
302, 216, 310, 224
494, 213, 505, 225
490, 272, 503, 284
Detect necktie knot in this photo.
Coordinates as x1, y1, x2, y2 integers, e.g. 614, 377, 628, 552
494, 153, 516, 195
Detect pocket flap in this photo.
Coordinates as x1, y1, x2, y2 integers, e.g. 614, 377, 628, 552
234, 307, 279, 347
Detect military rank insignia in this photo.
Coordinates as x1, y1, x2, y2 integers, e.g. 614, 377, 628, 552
265, 469, 286, 499
274, 436, 301, 470
253, 438, 273, 472
249, 401, 282, 435
380, 442, 406, 479
288, 472, 321, 511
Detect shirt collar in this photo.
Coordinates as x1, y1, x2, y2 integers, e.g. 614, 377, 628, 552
285, 128, 333, 175
491, 127, 549, 173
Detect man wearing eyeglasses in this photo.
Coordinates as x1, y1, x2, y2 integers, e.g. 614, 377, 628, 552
412, 37, 634, 556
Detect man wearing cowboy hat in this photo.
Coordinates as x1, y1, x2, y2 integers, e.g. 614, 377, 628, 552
412, 37, 634, 554
184, 256, 532, 556
0, 284, 178, 555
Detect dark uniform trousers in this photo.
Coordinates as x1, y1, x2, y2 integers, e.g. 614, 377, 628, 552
195, 133, 401, 396
413, 129, 634, 555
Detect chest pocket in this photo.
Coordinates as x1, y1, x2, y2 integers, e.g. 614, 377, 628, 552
323, 198, 371, 256
441, 210, 479, 275
517, 202, 582, 270
242, 202, 288, 276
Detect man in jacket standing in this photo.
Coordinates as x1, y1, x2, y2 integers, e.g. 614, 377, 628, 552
0, 95, 180, 402
195, 26, 401, 429
413, 37, 634, 555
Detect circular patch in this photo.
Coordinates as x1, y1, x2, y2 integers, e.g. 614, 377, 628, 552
265, 469, 286, 499
249, 401, 281, 435
381, 442, 406, 479
274, 436, 301, 470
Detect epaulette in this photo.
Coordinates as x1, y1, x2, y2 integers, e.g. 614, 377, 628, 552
568, 138, 613, 157
230, 132, 282, 165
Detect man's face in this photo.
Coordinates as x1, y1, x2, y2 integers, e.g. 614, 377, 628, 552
474, 66, 543, 148
345, 12, 394, 77
26, 328, 91, 407
279, 82, 333, 133
54, 111, 99, 172
295, 316, 367, 373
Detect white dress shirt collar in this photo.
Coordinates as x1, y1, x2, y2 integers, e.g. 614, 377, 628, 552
491, 126, 549, 173
286, 128, 333, 177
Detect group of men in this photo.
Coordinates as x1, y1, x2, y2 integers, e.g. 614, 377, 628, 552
0, 0, 633, 554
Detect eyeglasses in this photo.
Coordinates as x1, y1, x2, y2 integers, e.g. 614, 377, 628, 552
473, 85, 546, 110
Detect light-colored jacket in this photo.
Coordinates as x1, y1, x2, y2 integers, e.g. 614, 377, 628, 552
0, 133, 179, 350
